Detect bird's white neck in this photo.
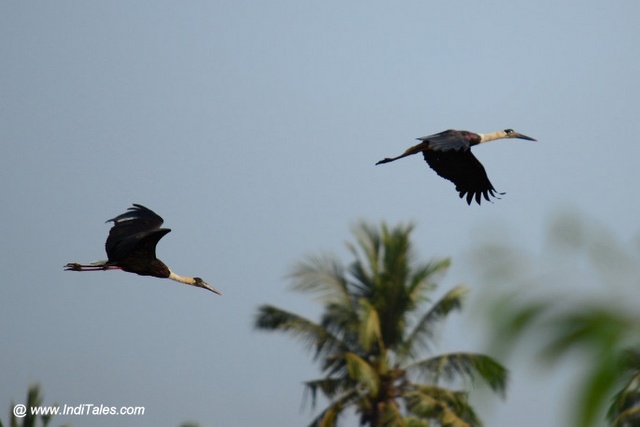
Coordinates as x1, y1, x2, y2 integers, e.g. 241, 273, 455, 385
168, 269, 222, 295
168, 270, 196, 285
478, 130, 508, 143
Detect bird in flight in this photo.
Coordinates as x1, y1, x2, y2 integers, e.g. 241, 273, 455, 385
65, 204, 221, 295
376, 128, 536, 205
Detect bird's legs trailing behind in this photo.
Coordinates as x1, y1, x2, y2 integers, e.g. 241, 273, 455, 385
375, 140, 430, 165
64, 260, 121, 271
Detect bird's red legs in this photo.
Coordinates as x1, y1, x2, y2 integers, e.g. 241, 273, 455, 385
64, 263, 121, 272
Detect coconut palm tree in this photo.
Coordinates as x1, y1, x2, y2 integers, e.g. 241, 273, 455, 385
255, 222, 508, 426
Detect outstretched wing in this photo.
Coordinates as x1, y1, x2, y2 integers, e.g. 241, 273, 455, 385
106, 204, 164, 234
105, 204, 170, 261
423, 149, 503, 205
416, 129, 475, 152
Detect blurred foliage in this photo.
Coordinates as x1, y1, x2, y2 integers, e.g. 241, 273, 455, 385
255, 221, 508, 426
2, 384, 55, 427
471, 211, 640, 427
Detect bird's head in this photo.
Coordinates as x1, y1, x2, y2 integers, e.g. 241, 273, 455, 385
193, 277, 223, 296
503, 129, 536, 141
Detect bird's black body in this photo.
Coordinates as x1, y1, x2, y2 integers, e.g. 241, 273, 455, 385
418, 130, 498, 205
104, 204, 172, 278
65, 204, 221, 295
376, 128, 535, 205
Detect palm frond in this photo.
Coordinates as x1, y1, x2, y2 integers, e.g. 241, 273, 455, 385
407, 353, 508, 397
348, 257, 377, 300
404, 384, 480, 427
308, 389, 360, 427
312, 405, 339, 427
403, 416, 431, 427
576, 351, 624, 427
608, 350, 640, 425
608, 373, 640, 426
610, 405, 640, 427
379, 400, 405, 427
359, 299, 383, 352
540, 306, 635, 362
401, 285, 468, 358
290, 254, 350, 304
346, 222, 416, 297
359, 399, 406, 427
321, 300, 359, 336
348, 222, 385, 278
254, 305, 347, 361
379, 222, 413, 284
345, 352, 380, 397
405, 258, 450, 301
303, 377, 355, 409
485, 292, 551, 356
538, 307, 636, 427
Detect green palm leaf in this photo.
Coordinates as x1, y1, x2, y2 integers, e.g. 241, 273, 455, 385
407, 353, 508, 397
255, 305, 346, 361
608, 350, 640, 427
289, 255, 350, 304
345, 352, 381, 396
402, 285, 468, 358
303, 378, 354, 409
405, 384, 479, 427
359, 299, 383, 352
308, 389, 360, 427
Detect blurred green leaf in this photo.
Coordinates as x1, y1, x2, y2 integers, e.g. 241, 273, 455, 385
474, 211, 640, 427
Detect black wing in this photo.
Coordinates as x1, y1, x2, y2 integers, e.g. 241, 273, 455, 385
416, 129, 472, 152
105, 204, 170, 261
423, 149, 503, 205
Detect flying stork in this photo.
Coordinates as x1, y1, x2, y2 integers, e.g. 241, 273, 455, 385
64, 204, 222, 295
376, 128, 536, 205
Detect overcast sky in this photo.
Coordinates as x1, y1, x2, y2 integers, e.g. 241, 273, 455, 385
2, 2, 639, 426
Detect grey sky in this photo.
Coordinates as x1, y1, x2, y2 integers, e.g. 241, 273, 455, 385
2, 1, 639, 426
